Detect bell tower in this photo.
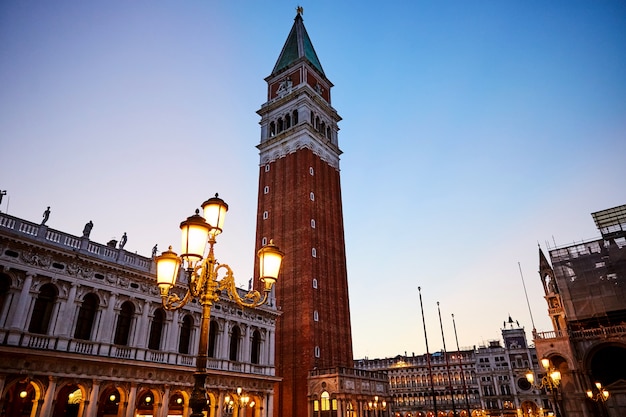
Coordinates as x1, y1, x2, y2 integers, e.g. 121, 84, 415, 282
253, 9, 354, 417
539, 247, 567, 335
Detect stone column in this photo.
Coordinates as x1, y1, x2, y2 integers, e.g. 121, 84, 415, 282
6, 272, 34, 345
242, 325, 250, 365
97, 292, 117, 343
160, 385, 171, 417
221, 322, 230, 361
216, 392, 225, 417
135, 300, 151, 349
38, 376, 57, 417
84, 380, 100, 417
267, 329, 275, 367
125, 384, 137, 417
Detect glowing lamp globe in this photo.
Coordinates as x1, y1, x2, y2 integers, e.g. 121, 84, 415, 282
258, 240, 284, 291
155, 246, 181, 293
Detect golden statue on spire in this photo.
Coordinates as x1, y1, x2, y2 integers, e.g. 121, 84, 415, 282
297, 6, 303, 15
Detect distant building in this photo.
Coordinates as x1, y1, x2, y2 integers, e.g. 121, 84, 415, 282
0, 212, 279, 417
355, 317, 548, 417
534, 204, 626, 417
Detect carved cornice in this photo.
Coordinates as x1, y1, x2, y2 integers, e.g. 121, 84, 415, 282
258, 128, 341, 169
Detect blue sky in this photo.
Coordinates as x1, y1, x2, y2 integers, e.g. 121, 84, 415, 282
1, 1, 625, 359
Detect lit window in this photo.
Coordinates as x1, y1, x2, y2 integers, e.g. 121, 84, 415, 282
321, 391, 330, 411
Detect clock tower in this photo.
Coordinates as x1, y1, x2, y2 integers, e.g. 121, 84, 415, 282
253, 9, 354, 417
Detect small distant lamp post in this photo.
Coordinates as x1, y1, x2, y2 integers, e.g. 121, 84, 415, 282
366, 396, 387, 417
155, 194, 284, 417
525, 358, 562, 417
586, 381, 610, 402
586, 381, 610, 417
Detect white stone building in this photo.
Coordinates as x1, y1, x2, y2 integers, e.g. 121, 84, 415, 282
0, 211, 280, 417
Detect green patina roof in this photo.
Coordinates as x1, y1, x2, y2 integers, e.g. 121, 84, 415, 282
272, 13, 325, 76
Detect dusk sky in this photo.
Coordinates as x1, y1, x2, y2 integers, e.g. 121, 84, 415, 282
1, 1, 625, 359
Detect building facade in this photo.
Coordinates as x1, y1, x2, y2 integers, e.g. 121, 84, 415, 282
534, 204, 626, 417
253, 10, 390, 417
0, 212, 280, 417
356, 318, 550, 417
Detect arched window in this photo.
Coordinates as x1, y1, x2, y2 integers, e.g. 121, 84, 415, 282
265, 164, 270, 172
285, 113, 291, 129
312, 248, 317, 258
312, 278, 318, 289
114, 301, 135, 345
208, 320, 218, 358
293, 109, 298, 125
346, 402, 355, 417
263, 211, 268, 220
29, 283, 57, 334
320, 391, 330, 411
314, 310, 319, 321
251, 330, 261, 364
311, 219, 316, 228
326, 126, 331, 139
178, 314, 193, 354
310, 192, 315, 201
314, 346, 320, 358
310, 112, 314, 125
269, 122, 276, 137
315, 116, 320, 131
262, 237, 268, 246
229, 325, 241, 361
310, 167, 314, 175
264, 186, 269, 194
74, 293, 99, 340
148, 308, 165, 350
277, 118, 284, 132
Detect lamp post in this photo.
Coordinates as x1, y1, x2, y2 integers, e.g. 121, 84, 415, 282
155, 194, 284, 417
366, 396, 387, 417
586, 381, 610, 417
525, 358, 562, 417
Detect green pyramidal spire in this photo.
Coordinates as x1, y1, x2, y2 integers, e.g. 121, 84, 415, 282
272, 10, 325, 76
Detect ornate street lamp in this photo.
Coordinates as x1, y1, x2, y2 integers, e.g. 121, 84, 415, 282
366, 396, 387, 417
586, 381, 610, 416
586, 381, 610, 402
155, 194, 283, 417
525, 358, 562, 417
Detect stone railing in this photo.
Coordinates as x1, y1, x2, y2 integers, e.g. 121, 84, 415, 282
310, 366, 388, 381
3, 329, 276, 375
0, 212, 152, 272
571, 324, 626, 340
533, 330, 567, 340
534, 324, 626, 341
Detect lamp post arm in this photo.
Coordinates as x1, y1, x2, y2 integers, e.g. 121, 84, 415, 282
161, 289, 193, 311
216, 263, 268, 308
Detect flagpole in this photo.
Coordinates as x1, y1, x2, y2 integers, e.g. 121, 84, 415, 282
419, 287, 437, 416
438, 301, 457, 416
452, 313, 471, 417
